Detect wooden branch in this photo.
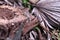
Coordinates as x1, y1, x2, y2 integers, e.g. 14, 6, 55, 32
23, 17, 38, 35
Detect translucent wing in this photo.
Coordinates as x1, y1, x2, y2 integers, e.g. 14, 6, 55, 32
37, 0, 60, 29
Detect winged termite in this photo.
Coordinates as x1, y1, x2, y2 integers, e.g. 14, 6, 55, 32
31, 0, 60, 30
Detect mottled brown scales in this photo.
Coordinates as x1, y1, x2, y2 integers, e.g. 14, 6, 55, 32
0, 5, 38, 40
0, 8, 16, 20
0, 5, 27, 40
